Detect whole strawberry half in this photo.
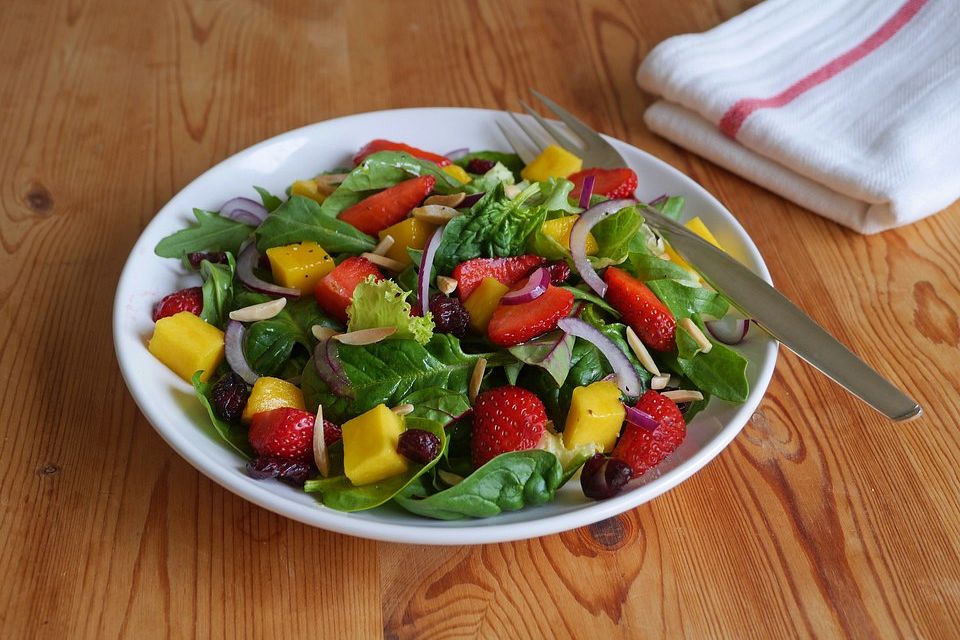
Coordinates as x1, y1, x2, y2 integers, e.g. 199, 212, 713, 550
248, 407, 341, 462
569, 167, 638, 201
603, 267, 676, 351
471, 386, 547, 468
453, 255, 546, 301
611, 390, 686, 478
153, 286, 203, 322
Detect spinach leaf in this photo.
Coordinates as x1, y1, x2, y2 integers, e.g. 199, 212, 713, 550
503, 361, 523, 385
591, 205, 642, 263
646, 279, 729, 320
628, 252, 699, 283
155, 209, 253, 258
199, 254, 235, 328
660, 338, 749, 403
393, 450, 563, 519
303, 417, 445, 512
239, 294, 333, 376
561, 285, 621, 318
191, 372, 252, 457
520, 337, 608, 426
651, 196, 685, 221
254, 186, 283, 212
456, 150, 524, 179
255, 195, 375, 254
508, 330, 575, 387
399, 387, 471, 426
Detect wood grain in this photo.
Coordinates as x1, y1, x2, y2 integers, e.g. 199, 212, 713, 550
2, 0, 959, 637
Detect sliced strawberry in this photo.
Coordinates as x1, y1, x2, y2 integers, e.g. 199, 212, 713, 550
603, 267, 675, 351
353, 139, 451, 167
471, 386, 547, 467
338, 175, 435, 236
487, 283, 574, 347
153, 286, 203, 322
453, 255, 546, 301
314, 256, 383, 322
612, 390, 686, 478
248, 407, 342, 463
569, 168, 638, 201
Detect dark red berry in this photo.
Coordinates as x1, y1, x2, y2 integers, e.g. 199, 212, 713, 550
153, 286, 203, 321
397, 429, 441, 464
245, 456, 313, 486
322, 419, 342, 445
429, 293, 470, 338
466, 158, 496, 175
580, 453, 632, 500
210, 372, 250, 423
187, 251, 229, 269
545, 261, 571, 284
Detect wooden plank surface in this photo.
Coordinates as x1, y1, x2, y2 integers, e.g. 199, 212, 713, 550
2, 0, 958, 637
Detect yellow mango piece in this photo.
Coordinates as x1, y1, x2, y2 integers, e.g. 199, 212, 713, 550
520, 144, 583, 182
342, 404, 410, 485
290, 179, 326, 204
463, 277, 510, 333
563, 381, 626, 453
266, 241, 335, 294
664, 216, 724, 271
541, 216, 598, 255
148, 312, 224, 383
442, 164, 471, 184
378, 218, 438, 266
241, 376, 305, 423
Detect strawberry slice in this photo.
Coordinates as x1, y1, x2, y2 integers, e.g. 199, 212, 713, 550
353, 139, 451, 167
569, 168, 638, 201
487, 283, 574, 347
338, 175, 435, 236
453, 255, 546, 301
603, 267, 675, 351
471, 386, 547, 467
314, 256, 383, 322
612, 391, 686, 477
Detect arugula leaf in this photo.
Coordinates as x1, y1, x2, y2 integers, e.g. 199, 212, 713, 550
155, 209, 252, 259
508, 330, 576, 387
346, 276, 434, 344
255, 195, 375, 254
399, 387, 471, 426
191, 372, 252, 457
199, 254, 235, 328
646, 279, 729, 320
456, 150, 524, 179
254, 186, 283, 212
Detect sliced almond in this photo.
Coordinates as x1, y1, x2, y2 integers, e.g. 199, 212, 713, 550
311, 325, 340, 341
315, 172, 349, 195
625, 326, 660, 376
228, 297, 287, 322
661, 389, 704, 403
504, 184, 523, 199
436, 276, 458, 295
391, 403, 414, 416
680, 318, 713, 353
332, 326, 397, 345
412, 204, 460, 224
469, 357, 487, 404
650, 373, 671, 390
424, 192, 466, 208
361, 252, 406, 272
313, 404, 330, 478
372, 234, 395, 257
437, 469, 464, 487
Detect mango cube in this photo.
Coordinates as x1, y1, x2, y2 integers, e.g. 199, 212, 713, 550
442, 164, 471, 184
148, 312, 224, 383
241, 376, 305, 423
342, 404, 410, 486
563, 381, 626, 452
541, 216, 598, 255
378, 218, 438, 266
464, 277, 510, 333
290, 178, 326, 204
266, 241, 335, 294
520, 144, 583, 182
664, 216, 724, 272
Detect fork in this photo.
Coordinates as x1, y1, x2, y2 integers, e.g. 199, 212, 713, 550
498, 90, 921, 422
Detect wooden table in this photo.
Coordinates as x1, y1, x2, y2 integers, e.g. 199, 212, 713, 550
3, 0, 958, 637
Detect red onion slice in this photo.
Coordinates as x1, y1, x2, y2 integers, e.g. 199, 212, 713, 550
237, 243, 301, 299
570, 199, 635, 297
221, 197, 268, 224
624, 405, 659, 432
225, 321, 260, 385
313, 340, 354, 398
501, 267, 550, 305
417, 226, 444, 316
557, 317, 641, 397
705, 317, 750, 345
577, 174, 596, 209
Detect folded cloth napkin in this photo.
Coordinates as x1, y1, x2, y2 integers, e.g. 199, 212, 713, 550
637, 0, 960, 233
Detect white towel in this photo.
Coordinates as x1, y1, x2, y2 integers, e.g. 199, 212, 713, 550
637, 0, 960, 234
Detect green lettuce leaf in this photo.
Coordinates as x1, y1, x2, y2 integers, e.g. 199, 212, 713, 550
155, 209, 252, 258
346, 276, 434, 344
255, 195, 375, 254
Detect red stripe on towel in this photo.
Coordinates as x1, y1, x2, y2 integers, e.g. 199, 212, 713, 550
719, 0, 928, 138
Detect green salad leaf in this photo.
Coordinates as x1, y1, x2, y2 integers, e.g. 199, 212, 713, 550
155, 209, 253, 258
646, 279, 729, 320
561, 285, 621, 318
198, 253, 236, 328
661, 331, 749, 403
191, 372, 252, 457
254, 186, 283, 212
236, 292, 334, 376
467, 162, 515, 193
591, 205, 643, 263
255, 195, 375, 254
628, 252, 698, 283
455, 150, 524, 179
346, 276, 434, 344
536, 178, 581, 215
399, 387, 471, 426
507, 329, 576, 387
536, 431, 597, 484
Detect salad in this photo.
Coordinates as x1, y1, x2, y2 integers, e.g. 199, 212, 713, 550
147, 138, 750, 519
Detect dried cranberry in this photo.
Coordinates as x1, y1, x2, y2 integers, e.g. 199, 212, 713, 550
245, 456, 312, 486
429, 293, 470, 338
466, 158, 496, 175
397, 429, 441, 464
210, 372, 250, 423
545, 261, 571, 284
187, 251, 229, 269
580, 453, 632, 500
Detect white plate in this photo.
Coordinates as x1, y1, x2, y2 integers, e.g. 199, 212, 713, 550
114, 108, 777, 545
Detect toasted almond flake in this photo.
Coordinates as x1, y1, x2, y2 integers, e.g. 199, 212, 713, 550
625, 326, 660, 376
332, 326, 397, 345
680, 318, 713, 353
228, 297, 287, 322
469, 357, 487, 404
650, 373, 671, 390
372, 234, 395, 257
361, 252, 406, 272
504, 184, 523, 199
315, 172, 348, 195
661, 389, 704, 403
391, 403, 414, 416
436, 275, 458, 295
313, 404, 330, 477
412, 204, 460, 224
437, 469, 464, 487
424, 192, 467, 208
311, 325, 340, 341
